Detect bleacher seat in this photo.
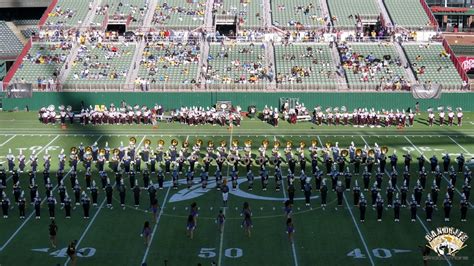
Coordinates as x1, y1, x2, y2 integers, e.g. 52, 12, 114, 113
327, 0, 380, 27
384, 0, 431, 29
93, 0, 147, 28
271, 0, 327, 29
214, 0, 263, 28
45, 0, 92, 27
0, 21, 23, 58
152, 1, 206, 28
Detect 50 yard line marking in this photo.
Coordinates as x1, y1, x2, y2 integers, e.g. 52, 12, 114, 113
64, 135, 146, 266
0, 135, 103, 252
317, 135, 375, 266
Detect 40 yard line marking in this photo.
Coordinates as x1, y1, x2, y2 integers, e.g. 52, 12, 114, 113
318, 135, 374, 266
0, 135, 103, 252
141, 186, 172, 265
65, 135, 147, 266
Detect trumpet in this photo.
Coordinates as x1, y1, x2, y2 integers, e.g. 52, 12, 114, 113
340, 149, 349, 157
130, 137, 137, 145
381, 146, 389, 154
144, 139, 151, 146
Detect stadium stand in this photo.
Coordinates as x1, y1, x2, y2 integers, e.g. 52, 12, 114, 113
205, 43, 270, 86
451, 45, 474, 56
338, 42, 411, 91
403, 43, 464, 90
11, 42, 72, 89
13, 19, 40, 26
271, 0, 327, 29
21, 28, 39, 38
44, 0, 93, 27
0, 21, 24, 58
151, 1, 206, 28
274, 44, 338, 90
136, 40, 200, 87
213, 0, 264, 28
327, 0, 380, 28
64, 43, 136, 89
93, 0, 147, 28
383, 0, 432, 29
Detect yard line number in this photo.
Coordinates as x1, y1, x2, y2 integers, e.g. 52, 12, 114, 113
198, 248, 243, 259
50, 247, 96, 258
347, 248, 411, 259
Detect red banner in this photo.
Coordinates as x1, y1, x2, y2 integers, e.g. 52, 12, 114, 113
458, 56, 474, 71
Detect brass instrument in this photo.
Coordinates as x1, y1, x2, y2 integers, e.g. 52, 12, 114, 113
355, 148, 362, 157
182, 140, 189, 148
242, 156, 251, 165
325, 142, 332, 149
113, 148, 120, 156
99, 148, 106, 156
232, 139, 239, 147
286, 141, 292, 148
228, 154, 237, 164
244, 139, 252, 147
208, 140, 214, 148
220, 140, 226, 147
85, 146, 92, 153
274, 140, 280, 149
340, 149, 349, 157
299, 141, 306, 149
130, 137, 137, 145
262, 139, 269, 149
144, 139, 151, 146
171, 139, 178, 146
190, 154, 198, 161
381, 146, 389, 154
158, 139, 165, 146
368, 149, 375, 157
311, 139, 318, 146
70, 147, 77, 154
256, 156, 265, 165
196, 139, 203, 146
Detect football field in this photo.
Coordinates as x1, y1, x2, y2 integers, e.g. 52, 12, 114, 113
0, 112, 473, 266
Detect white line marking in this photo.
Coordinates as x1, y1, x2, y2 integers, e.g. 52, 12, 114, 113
0, 135, 16, 147
280, 165, 299, 266
343, 195, 375, 266
217, 207, 227, 266
141, 186, 172, 264
416, 216, 453, 266
64, 198, 106, 265
447, 136, 470, 154
0, 135, 103, 252
404, 136, 474, 208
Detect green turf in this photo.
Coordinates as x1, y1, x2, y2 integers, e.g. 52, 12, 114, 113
0, 112, 473, 266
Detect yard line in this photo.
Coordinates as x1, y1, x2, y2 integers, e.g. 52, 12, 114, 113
447, 136, 470, 154
343, 195, 375, 266
141, 186, 172, 265
217, 207, 227, 266
280, 164, 299, 266
404, 136, 473, 208
65, 135, 146, 266
0, 135, 103, 252
0, 135, 16, 147
64, 198, 106, 266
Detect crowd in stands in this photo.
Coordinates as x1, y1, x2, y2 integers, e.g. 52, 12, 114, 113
152, 2, 205, 27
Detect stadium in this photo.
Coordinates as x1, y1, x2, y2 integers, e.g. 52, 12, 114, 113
0, 0, 474, 265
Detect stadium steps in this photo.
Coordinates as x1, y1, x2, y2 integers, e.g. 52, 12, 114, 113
82, 0, 102, 27
142, 0, 158, 28
265, 41, 277, 90
393, 42, 417, 84
204, 0, 214, 29
125, 39, 146, 89
5, 22, 27, 45
375, 0, 393, 28
196, 36, 209, 89
57, 44, 81, 87
319, 0, 332, 27
262, 0, 272, 28
330, 44, 349, 90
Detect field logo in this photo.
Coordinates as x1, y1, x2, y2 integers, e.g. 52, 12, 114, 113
425, 227, 468, 256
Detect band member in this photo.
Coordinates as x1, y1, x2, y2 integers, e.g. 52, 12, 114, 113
303, 178, 312, 206
117, 180, 126, 209
133, 180, 140, 208
47, 195, 57, 219
157, 169, 164, 189
81, 192, 91, 219
439, 107, 445, 126
457, 108, 463, 126
353, 180, 361, 206
90, 181, 98, 206
284, 200, 293, 218
29, 179, 38, 204
429, 155, 438, 173
362, 167, 370, 191
34, 191, 41, 219
222, 179, 229, 206
186, 214, 196, 239
462, 178, 471, 201
275, 167, 282, 191
460, 193, 468, 222
457, 154, 465, 173
148, 182, 157, 208
320, 179, 328, 208
7, 149, 15, 173
201, 169, 208, 189
410, 195, 417, 222
359, 194, 367, 222
105, 179, 113, 209
443, 193, 452, 222
2, 192, 10, 218
247, 170, 254, 191
448, 108, 455, 126
335, 180, 344, 207
425, 194, 434, 222
419, 167, 427, 189
64, 192, 71, 218
376, 193, 384, 222
286, 218, 295, 243
442, 153, 450, 173
241, 202, 252, 238
73, 180, 81, 206
216, 210, 226, 233
18, 150, 26, 173
394, 194, 401, 222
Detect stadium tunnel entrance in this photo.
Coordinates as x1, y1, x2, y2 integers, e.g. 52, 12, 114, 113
106, 24, 126, 35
